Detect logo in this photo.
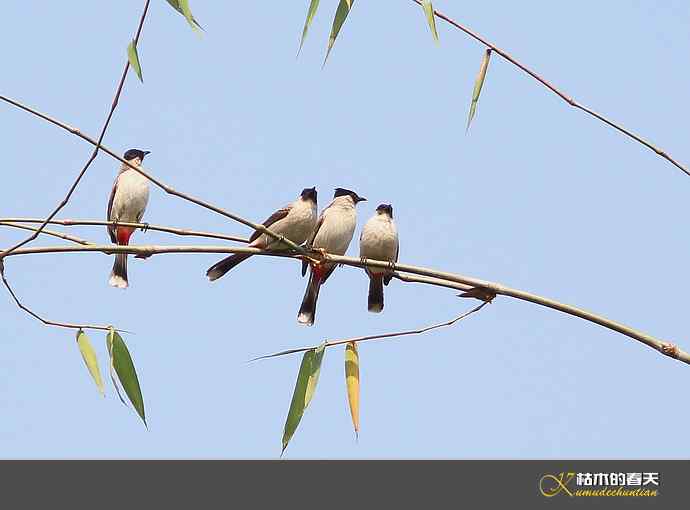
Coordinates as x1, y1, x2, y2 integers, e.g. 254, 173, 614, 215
539, 471, 659, 498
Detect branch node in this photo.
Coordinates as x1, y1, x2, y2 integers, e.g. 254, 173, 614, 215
660, 342, 680, 359
458, 287, 496, 303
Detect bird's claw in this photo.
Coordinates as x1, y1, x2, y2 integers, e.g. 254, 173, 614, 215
140, 222, 150, 233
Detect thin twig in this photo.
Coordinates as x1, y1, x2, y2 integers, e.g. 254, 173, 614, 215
0, 0, 153, 258
251, 300, 490, 360
410, 0, 689, 178
0, 222, 93, 246
393, 271, 473, 293
0, 269, 123, 333
0, 95, 305, 255
0, 218, 249, 244
3, 242, 688, 367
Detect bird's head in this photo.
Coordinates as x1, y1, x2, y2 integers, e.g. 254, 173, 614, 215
376, 203, 393, 218
300, 186, 318, 204
123, 149, 151, 163
334, 187, 366, 204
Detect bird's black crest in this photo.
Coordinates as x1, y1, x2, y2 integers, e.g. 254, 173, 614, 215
301, 187, 317, 203
376, 203, 393, 218
123, 149, 151, 161
334, 187, 366, 203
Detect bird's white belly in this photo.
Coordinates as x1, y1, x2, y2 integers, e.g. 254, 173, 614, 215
360, 230, 397, 260
314, 209, 355, 255
112, 170, 150, 222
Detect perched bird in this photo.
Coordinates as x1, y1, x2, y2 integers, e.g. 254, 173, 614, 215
359, 204, 399, 313
206, 187, 318, 281
298, 187, 366, 326
107, 149, 151, 289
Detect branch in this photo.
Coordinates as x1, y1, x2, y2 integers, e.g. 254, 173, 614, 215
0, 0, 153, 258
0, 218, 249, 244
0, 95, 305, 256
0, 221, 93, 246
411, 0, 690, 178
393, 271, 473, 293
0, 266, 123, 333
251, 300, 490, 361
3, 242, 688, 367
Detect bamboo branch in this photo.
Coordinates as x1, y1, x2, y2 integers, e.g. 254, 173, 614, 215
0, 218, 249, 244
252, 300, 490, 361
0, 95, 305, 256
0, 0, 153, 258
410, 0, 690, 178
2, 242, 687, 366
0, 267, 123, 333
393, 271, 473, 293
0, 222, 93, 246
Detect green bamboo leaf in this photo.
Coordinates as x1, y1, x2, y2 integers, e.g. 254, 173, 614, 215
127, 40, 143, 83
165, 0, 203, 32
281, 345, 327, 455
106, 329, 128, 406
281, 350, 313, 455
324, 0, 354, 66
304, 343, 326, 409
421, 0, 439, 43
76, 330, 104, 396
107, 328, 146, 426
298, 0, 321, 56
467, 49, 492, 132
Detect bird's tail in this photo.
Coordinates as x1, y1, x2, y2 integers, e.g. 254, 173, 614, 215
298, 269, 322, 326
368, 274, 384, 313
109, 254, 128, 289
206, 254, 253, 281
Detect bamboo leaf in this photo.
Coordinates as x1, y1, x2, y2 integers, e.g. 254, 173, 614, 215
421, 0, 439, 43
324, 0, 354, 66
165, 0, 203, 32
76, 330, 104, 396
467, 49, 492, 131
282, 347, 323, 455
298, 0, 321, 56
304, 343, 326, 409
127, 41, 143, 83
106, 329, 127, 406
344, 342, 360, 436
107, 328, 146, 426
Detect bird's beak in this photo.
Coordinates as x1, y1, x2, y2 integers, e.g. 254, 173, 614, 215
143, 151, 151, 156
357, 196, 367, 203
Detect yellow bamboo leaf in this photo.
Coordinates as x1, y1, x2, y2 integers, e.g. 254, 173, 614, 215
421, 0, 439, 43
76, 329, 105, 396
304, 343, 326, 409
345, 341, 360, 436
467, 49, 492, 131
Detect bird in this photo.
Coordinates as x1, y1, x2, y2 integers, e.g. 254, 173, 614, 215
206, 187, 318, 281
359, 204, 399, 313
107, 149, 151, 289
298, 187, 366, 326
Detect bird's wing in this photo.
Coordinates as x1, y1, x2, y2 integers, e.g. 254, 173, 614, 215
249, 205, 291, 243
307, 206, 328, 246
106, 176, 118, 243
302, 208, 327, 276
383, 235, 399, 286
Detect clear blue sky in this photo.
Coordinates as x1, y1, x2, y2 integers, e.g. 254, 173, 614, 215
2, 0, 689, 459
